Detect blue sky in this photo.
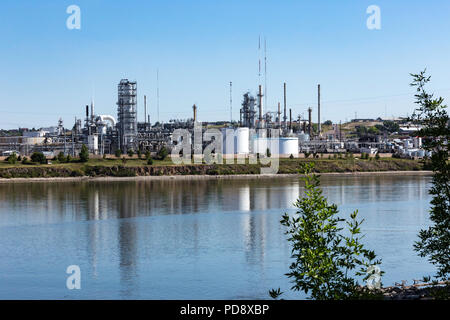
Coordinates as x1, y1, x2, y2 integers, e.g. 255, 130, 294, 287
0, 0, 449, 129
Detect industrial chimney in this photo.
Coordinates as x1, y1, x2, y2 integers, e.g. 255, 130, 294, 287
308, 107, 312, 137
258, 85, 263, 128
144, 95, 147, 124
277, 102, 281, 127
283, 82, 287, 129
289, 108, 292, 130
193, 104, 197, 123
318, 84, 321, 136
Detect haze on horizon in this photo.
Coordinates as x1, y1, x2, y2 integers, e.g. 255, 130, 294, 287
0, 0, 449, 129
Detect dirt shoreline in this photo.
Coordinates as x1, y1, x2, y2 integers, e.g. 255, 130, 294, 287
0, 170, 433, 183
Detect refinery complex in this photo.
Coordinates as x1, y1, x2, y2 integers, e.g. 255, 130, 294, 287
0, 78, 429, 159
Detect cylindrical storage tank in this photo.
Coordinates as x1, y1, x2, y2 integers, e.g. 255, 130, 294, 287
235, 127, 249, 154
221, 128, 234, 155
279, 137, 299, 157
252, 138, 268, 155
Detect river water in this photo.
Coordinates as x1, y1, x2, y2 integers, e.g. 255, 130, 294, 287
0, 174, 435, 299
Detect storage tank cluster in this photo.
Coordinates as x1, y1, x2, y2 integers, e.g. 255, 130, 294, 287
221, 127, 299, 157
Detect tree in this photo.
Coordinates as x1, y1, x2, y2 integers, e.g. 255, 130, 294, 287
79, 144, 89, 163
324, 120, 333, 126
137, 150, 142, 159
31, 152, 47, 164
6, 152, 17, 164
157, 146, 168, 160
410, 70, 450, 281
270, 163, 383, 300
57, 152, 66, 163
145, 150, 151, 160
266, 148, 271, 158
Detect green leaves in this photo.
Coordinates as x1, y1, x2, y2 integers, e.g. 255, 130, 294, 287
410, 70, 450, 282
271, 164, 382, 300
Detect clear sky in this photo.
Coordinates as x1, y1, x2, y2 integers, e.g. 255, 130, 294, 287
0, 0, 449, 129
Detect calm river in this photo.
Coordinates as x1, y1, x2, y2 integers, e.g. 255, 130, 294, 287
0, 174, 435, 299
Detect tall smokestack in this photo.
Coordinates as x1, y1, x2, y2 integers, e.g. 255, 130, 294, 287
308, 107, 312, 137
258, 85, 263, 127
289, 108, 292, 130
193, 104, 197, 123
277, 102, 281, 127
85, 105, 89, 118
318, 84, 321, 136
144, 95, 147, 124
91, 100, 95, 122
283, 82, 287, 129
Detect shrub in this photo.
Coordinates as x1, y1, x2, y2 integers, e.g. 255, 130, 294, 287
266, 148, 271, 158
115, 149, 122, 158
31, 152, 47, 164
6, 153, 17, 164
289, 154, 294, 159
157, 146, 168, 160
79, 144, 89, 163
147, 157, 153, 165
304, 152, 310, 159
270, 163, 383, 300
127, 149, 134, 158
375, 152, 380, 160
145, 150, 151, 160
57, 152, 66, 163
66, 154, 72, 163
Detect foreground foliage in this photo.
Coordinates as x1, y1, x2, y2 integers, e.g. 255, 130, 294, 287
270, 164, 383, 300
410, 71, 450, 282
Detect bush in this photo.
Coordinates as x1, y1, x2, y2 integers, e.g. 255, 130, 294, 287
115, 149, 122, 158
127, 149, 134, 158
6, 153, 17, 164
79, 144, 89, 163
21, 157, 31, 165
270, 163, 383, 300
375, 152, 380, 160
147, 157, 153, 165
289, 154, 294, 159
66, 154, 72, 163
31, 152, 47, 164
157, 146, 168, 160
57, 152, 66, 163
304, 152, 310, 159
145, 151, 151, 160
266, 148, 271, 158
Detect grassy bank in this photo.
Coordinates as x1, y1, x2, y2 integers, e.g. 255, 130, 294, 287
0, 157, 428, 179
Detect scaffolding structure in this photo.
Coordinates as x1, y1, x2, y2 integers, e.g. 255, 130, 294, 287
117, 79, 137, 151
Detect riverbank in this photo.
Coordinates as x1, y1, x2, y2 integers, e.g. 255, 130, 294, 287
0, 158, 429, 181
0, 170, 433, 183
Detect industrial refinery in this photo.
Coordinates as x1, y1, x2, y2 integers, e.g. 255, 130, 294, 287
0, 78, 429, 160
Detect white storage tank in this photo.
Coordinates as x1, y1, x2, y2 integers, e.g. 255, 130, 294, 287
235, 127, 249, 154
279, 137, 299, 157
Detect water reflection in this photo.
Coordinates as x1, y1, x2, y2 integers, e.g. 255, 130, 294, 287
0, 174, 433, 299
